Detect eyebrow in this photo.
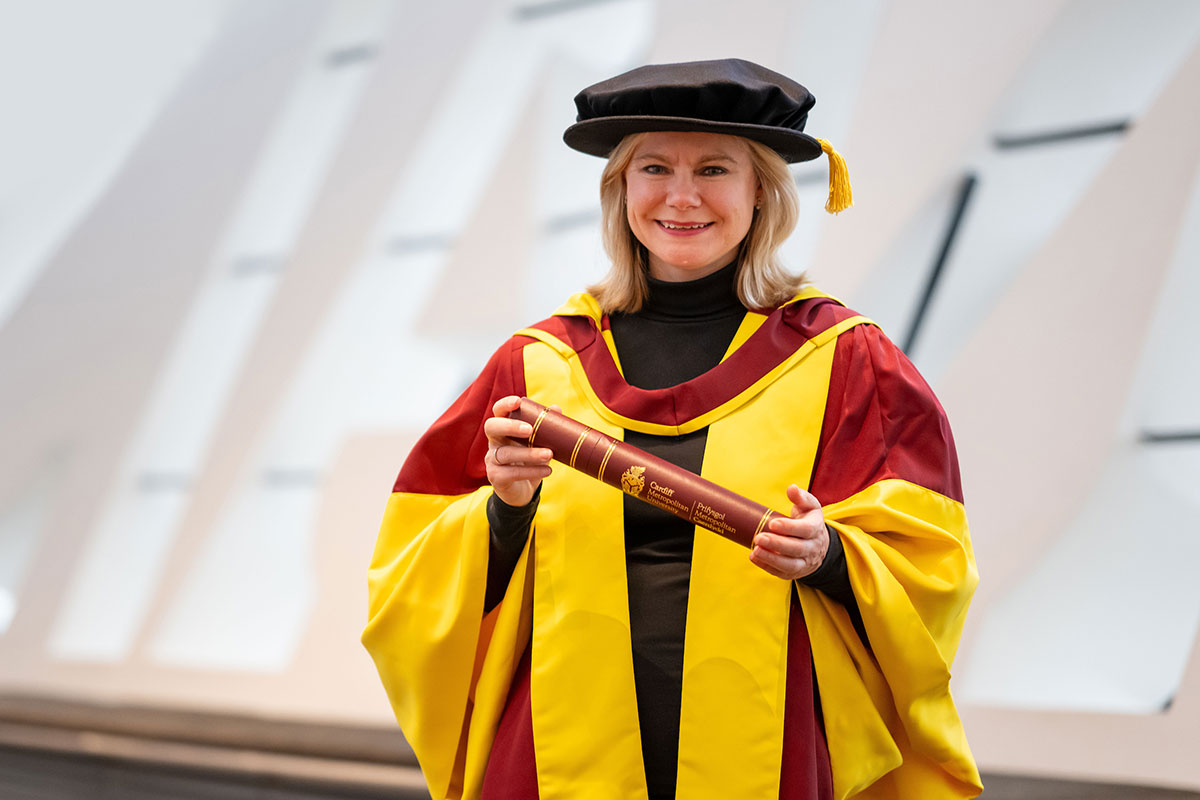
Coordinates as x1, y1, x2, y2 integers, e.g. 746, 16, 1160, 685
632, 152, 738, 163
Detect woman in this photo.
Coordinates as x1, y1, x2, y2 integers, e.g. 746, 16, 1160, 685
363, 59, 981, 800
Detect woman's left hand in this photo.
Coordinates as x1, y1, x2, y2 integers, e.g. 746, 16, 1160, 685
749, 484, 829, 580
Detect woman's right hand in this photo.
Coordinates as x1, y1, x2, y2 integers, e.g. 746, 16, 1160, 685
483, 396, 554, 507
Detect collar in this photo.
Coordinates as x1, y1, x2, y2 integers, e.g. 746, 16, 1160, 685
635, 261, 743, 321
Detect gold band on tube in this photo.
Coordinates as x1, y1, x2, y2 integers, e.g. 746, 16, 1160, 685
752, 508, 774, 541
528, 408, 549, 446
597, 440, 618, 481
569, 430, 589, 469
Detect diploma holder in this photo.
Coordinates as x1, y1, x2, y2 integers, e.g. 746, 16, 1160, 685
510, 398, 785, 549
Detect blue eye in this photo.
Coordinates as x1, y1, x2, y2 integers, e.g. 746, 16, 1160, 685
700, 166, 728, 176
642, 164, 667, 175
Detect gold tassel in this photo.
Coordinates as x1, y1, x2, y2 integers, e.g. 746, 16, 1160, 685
818, 138, 853, 214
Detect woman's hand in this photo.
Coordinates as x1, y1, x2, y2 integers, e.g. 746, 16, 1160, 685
483, 396, 554, 507
749, 484, 829, 580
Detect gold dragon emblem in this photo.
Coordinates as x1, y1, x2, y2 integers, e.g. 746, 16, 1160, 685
620, 465, 646, 496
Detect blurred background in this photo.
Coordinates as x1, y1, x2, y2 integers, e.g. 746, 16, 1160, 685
1, 0, 1198, 797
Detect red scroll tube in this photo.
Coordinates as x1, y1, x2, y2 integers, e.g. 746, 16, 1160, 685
510, 398, 785, 549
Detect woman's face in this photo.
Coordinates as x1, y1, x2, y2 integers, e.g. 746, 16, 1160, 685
624, 131, 761, 282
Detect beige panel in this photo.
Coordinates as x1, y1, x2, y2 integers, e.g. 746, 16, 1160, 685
0, 0, 327, 684
945, 40, 1200, 787
809, 0, 1068, 298
963, 637, 1200, 789
415, 81, 541, 340
1, 435, 411, 725
284, 431, 419, 724
121, 1, 492, 707
944, 39, 1200, 618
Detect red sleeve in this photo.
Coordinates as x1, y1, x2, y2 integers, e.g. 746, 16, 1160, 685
393, 336, 530, 496
809, 324, 963, 504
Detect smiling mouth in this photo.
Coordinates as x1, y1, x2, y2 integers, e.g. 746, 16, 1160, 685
657, 221, 713, 231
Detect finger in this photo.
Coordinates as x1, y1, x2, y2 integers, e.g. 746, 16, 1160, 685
764, 514, 824, 541
753, 539, 822, 575
488, 465, 553, 482
754, 530, 823, 560
484, 415, 534, 445
786, 483, 821, 513
491, 395, 523, 417
749, 546, 813, 580
492, 445, 554, 466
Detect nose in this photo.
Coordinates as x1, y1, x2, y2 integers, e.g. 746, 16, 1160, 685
665, 173, 701, 209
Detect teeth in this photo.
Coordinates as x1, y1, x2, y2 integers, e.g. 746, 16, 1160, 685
660, 221, 709, 230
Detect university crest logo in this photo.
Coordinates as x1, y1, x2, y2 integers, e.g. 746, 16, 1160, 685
620, 465, 646, 497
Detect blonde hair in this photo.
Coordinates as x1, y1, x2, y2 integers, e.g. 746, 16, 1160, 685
588, 132, 806, 313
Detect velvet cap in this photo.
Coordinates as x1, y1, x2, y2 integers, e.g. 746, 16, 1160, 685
563, 58, 823, 163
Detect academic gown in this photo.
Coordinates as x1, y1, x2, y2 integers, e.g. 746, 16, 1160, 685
362, 287, 983, 800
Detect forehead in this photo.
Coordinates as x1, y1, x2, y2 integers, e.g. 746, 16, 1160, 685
629, 131, 752, 161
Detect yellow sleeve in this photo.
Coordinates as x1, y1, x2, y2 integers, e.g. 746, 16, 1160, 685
805, 480, 980, 799
362, 489, 533, 800
361, 337, 536, 799
799, 323, 982, 799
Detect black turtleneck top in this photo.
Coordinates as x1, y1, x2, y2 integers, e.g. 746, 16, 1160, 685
486, 262, 856, 800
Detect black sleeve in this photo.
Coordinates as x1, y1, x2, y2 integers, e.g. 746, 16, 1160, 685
798, 525, 868, 644
483, 485, 540, 613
